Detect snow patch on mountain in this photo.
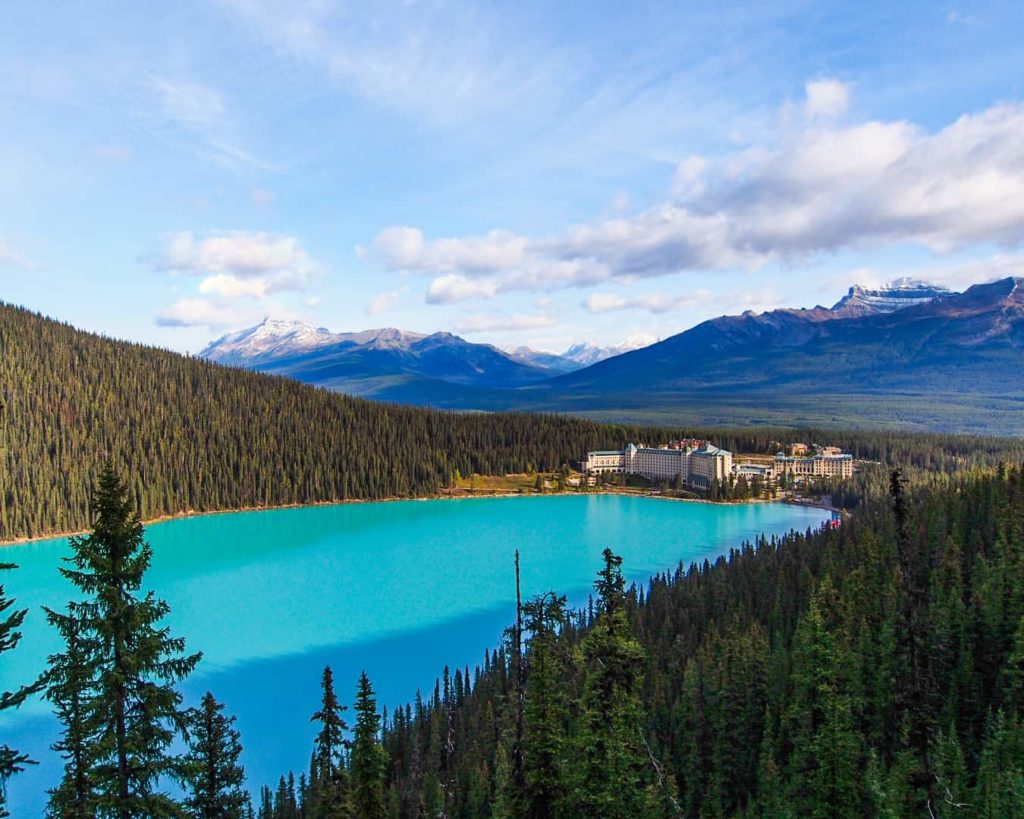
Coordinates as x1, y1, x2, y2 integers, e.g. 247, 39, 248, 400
831, 278, 951, 316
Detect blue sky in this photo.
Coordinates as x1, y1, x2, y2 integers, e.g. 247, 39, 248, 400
1, 0, 1023, 354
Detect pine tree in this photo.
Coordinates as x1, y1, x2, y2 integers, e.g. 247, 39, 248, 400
521, 591, 568, 819
308, 666, 350, 817
973, 710, 1024, 816
351, 672, 388, 819
46, 462, 201, 818
43, 614, 98, 818
490, 742, 515, 819
183, 692, 249, 818
889, 469, 938, 809
570, 549, 648, 818
783, 579, 863, 819
0, 562, 42, 817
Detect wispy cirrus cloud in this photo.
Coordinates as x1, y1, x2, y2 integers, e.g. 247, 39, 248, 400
218, 0, 577, 129
370, 83, 1024, 302
151, 77, 271, 170
0, 236, 31, 268
366, 286, 408, 315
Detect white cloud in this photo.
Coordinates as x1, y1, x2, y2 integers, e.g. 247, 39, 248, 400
154, 231, 322, 296
156, 298, 255, 329
375, 227, 527, 275
455, 313, 557, 333
426, 275, 499, 304
583, 289, 714, 314
198, 273, 271, 299
803, 78, 851, 120
370, 91, 1024, 299
366, 286, 408, 315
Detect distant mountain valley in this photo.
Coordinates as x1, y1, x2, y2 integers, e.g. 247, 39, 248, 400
199, 278, 1024, 434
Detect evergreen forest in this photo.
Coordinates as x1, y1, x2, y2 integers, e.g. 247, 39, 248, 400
4, 300, 1024, 542
2, 302, 1024, 816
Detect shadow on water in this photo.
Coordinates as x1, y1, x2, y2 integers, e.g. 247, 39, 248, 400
5, 601, 524, 815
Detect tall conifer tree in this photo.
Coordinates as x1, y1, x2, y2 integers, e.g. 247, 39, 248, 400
522, 591, 568, 819
570, 548, 648, 818
46, 461, 201, 818
351, 671, 388, 819
43, 615, 98, 818
0, 562, 42, 817
308, 666, 349, 817
182, 691, 249, 818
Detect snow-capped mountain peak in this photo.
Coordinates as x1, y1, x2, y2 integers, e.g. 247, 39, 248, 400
831, 278, 951, 316
562, 336, 656, 366
199, 318, 337, 364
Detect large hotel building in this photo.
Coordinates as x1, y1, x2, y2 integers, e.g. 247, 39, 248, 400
585, 441, 854, 488
584, 441, 734, 490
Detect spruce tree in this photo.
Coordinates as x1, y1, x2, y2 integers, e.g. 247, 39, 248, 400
570, 548, 648, 818
183, 691, 249, 818
889, 469, 938, 809
43, 614, 98, 818
783, 579, 863, 818
522, 591, 568, 819
351, 671, 388, 819
308, 666, 349, 817
0, 562, 42, 817
46, 461, 201, 818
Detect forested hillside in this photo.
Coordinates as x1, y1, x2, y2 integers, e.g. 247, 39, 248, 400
259, 465, 1024, 817
4, 301, 1024, 541
0, 303, 675, 541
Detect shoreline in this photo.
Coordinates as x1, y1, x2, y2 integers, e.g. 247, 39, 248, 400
2, 487, 836, 548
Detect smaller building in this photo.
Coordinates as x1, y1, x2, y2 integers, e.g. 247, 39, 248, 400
585, 447, 632, 474
735, 463, 776, 481
774, 451, 854, 479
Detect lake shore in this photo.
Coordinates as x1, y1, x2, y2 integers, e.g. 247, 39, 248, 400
1, 484, 818, 547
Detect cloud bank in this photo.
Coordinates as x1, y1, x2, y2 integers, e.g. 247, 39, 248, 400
369, 85, 1024, 303
154, 231, 324, 329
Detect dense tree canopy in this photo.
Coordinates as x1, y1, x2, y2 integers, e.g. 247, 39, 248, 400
339, 465, 1024, 817
4, 301, 1024, 542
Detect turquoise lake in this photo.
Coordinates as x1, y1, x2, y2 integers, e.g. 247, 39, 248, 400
0, 494, 829, 814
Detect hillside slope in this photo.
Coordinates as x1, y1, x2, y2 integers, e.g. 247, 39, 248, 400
0, 303, 673, 541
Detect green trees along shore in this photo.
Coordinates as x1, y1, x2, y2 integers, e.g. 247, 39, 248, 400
1, 455, 1023, 815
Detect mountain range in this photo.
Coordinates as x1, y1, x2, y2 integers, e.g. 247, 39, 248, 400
200, 278, 1024, 433
199, 322, 646, 400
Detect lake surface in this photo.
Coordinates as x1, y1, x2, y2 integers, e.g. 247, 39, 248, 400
0, 494, 829, 814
